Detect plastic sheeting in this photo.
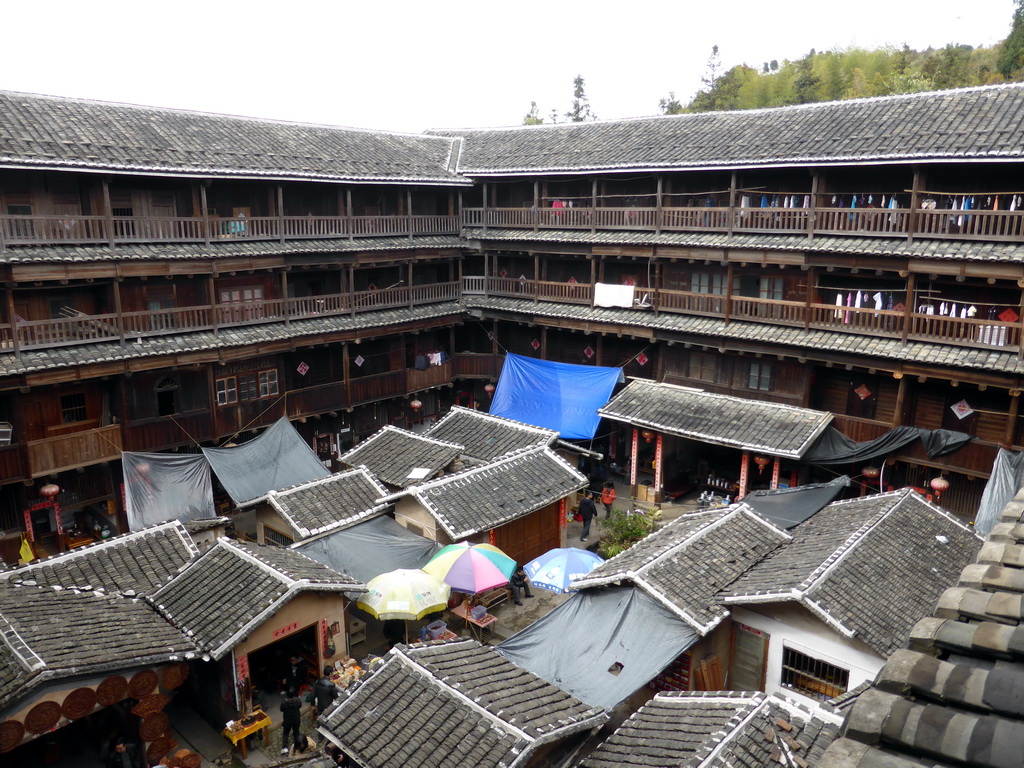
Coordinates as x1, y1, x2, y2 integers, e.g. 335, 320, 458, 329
203, 417, 330, 506
291, 515, 441, 584
975, 448, 1024, 535
743, 476, 850, 529
489, 353, 624, 439
803, 426, 972, 465
497, 586, 698, 710
123, 451, 214, 531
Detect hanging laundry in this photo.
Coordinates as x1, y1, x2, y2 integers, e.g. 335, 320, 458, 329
967, 305, 978, 318
835, 293, 844, 319
803, 195, 811, 208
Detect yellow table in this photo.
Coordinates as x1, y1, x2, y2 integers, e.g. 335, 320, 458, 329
223, 709, 270, 759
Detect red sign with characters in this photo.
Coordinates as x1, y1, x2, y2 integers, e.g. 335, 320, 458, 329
273, 621, 300, 639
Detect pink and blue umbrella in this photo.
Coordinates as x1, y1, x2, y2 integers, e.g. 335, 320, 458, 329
423, 542, 516, 594
524, 547, 604, 594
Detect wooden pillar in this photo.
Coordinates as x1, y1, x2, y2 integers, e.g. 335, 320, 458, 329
482, 183, 488, 234
1005, 390, 1020, 447
653, 433, 664, 504
589, 255, 596, 289
533, 253, 539, 302
727, 171, 737, 236
907, 167, 923, 244
102, 179, 115, 249
112, 279, 126, 347
655, 176, 663, 235
724, 263, 735, 325
808, 171, 820, 241
770, 457, 781, 490
5, 288, 21, 359
200, 184, 211, 247
346, 189, 354, 242
738, 451, 750, 500
407, 190, 414, 241
804, 266, 815, 331
892, 373, 908, 427
591, 179, 598, 235
629, 427, 640, 500
348, 265, 356, 317
277, 185, 285, 244
408, 262, 414, 309
281, 269, 290, 325
533, 181, 540, 233
901, 272, 915, 344
540, 326, 547, 358
208, 275, 219, 335
342, 343, 351, 411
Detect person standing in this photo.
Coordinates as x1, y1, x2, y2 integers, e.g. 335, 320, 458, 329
280, 688, 304, 755
578, 491, 597, 542
283, 654, 308, 695
600, 481, 617, 518
314, 666, 338, 717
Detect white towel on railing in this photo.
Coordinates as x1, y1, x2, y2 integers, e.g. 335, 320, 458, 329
594, 282, 635, 308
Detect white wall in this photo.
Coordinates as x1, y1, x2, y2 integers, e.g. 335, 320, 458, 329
730, 604, 883, 705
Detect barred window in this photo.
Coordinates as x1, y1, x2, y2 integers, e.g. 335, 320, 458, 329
263, 526, 295, 547
60, 393, 87, 424
781, 646, 849, 700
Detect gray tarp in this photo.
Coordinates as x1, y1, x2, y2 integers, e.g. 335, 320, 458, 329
122, 451, 214, 531
203, 418, 330, 506
744, 476, 850, 529
291, 515, 441, 583
975, 448, 1024, 535
496, 586, 698, 710
803, 426, 972, 465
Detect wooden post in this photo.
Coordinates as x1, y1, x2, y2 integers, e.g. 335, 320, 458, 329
907, 168, 922, 244
349, 265, 356, 317
346, 189, 354, 242
102, 179, 115, 250
208, 275, 219, 335
808, 171, 820, 241
1005, 390, 1020, 447
482, 183, 488, 234
655, 176, 663, 235
653, 433, 664, 504
408, 262, 414, 309
771, 457, 781, 490
5, 287, 21, 360
591, 179, 598, 235
589, 255, 596, 293
407, 190, 414, 241
724, 263, 735, 325
281, 269, 290, 326
629, 427, 639, 500
342, 343, 351, 411
727, 171, 737, 236
738, 451, 750, 500
112, 279, 126, 348
533, 253, 539, 303
277, 185, 285, 244
200, 184, 211, 247
901, 272, 915, 345
892, 373, 908, 427
804, 266, 815, 331
533, 181, 539, 233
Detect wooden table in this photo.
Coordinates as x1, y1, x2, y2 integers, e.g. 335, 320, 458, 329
223, 710, 271, 759
451, 604, 498, 641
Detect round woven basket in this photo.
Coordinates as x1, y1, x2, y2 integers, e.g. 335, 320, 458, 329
61, 687, 98, 720
96, 675, 128, 706
132, 693, 171, 719
0, 720, 25, 753
161, 662, 190, 690
179, 752, 201, 768
139, 711, 170, 742
146, 737, 175, 764
128, 669, 158, 699
24, 701, 61, 734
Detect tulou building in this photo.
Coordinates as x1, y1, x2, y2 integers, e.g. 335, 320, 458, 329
2, 84, 1024, 564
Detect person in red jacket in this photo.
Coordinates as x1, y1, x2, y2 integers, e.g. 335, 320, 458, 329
600, 482, 617, 518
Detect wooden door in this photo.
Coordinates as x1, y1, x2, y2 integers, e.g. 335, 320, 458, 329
730, 621, 769, 692
491, 503, 561, 567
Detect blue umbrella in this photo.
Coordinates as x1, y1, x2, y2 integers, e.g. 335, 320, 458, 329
524, 547, 604, 594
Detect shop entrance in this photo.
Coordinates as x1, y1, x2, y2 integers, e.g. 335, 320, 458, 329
245, 624, 318, 703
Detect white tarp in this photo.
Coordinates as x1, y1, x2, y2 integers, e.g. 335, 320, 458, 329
203, 417, 330, 506
975, 447, 1024, 535
123, 451, 214, 531
593, 282, 635, 309
497, 586, 698, 710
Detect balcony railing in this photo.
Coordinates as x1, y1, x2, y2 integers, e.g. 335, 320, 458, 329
463, 205, 1024, 243
27, 424, 122, 477
0, 213, 460, 248
2, 282, 460, 353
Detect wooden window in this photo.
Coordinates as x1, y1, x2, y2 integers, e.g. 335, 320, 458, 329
780, 646, 849, 700
216, 369, 277, 407
687, 352, 719, 383
691, 271, 727, 295
259, 370, 279, 398
747, 362, 773, 391
216, 377, 238, 406
263, 525, 295, 547
60, 393, 87, 424
730, 622, 768, 691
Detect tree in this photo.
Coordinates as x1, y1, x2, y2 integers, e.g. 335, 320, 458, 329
700, 45, 722, 93
522, 101, 544, 125
999, 0, 1024, 78
658, 91, 684, 115
564, 74, 597, 122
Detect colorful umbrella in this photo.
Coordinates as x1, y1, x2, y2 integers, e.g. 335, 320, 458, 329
423, 541, 516, 594
356, 569, 451, 620
524, 547, 604, 594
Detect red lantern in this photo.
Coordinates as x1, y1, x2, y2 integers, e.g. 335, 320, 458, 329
409, 398, 423, 413
753, 456, 771, 474
929, 476, 950, 501
641, 429, 655, 443
39, 483, 60, 498
862, 466, 881, 479
484, 383, 496, 398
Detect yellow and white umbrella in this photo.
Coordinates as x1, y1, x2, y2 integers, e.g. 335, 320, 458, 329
356, 569, 451, 621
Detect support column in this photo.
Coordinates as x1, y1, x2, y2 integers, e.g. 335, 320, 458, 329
892, 374, 909, 427
727, 171, 737, 236
591, 179, 598, 234
901, 272, 915, 345
102, 179, 115, 250
281, 269, 290, 326
277, 184, 285, 244
655, 176, 663, 235
112, 279, 126, 347
1005, 390, 1021, 447
771, 457, 781, 490
907, 167, 923, 244
5, 288, 21, 359
200, 183, 211, 247
629, 427, 640, 500
482, 183, 488, 234
533, 181, 540, 233
407, 189, 414, 241
653, 433, 664, 504
738, 451, 750, 500
208, 275, 219, 335
346, 189, 354, 242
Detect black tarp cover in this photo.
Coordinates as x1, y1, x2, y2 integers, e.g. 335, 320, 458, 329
802, 426, 971, 465
496, 586, 698, 710
743, 476, 850, 529
291, 515, 441, 584
203, 417, 330, 505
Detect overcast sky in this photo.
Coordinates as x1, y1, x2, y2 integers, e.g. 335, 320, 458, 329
3, 0, 1016, 134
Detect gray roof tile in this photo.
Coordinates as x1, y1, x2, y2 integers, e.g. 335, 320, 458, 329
339, 426, 464, 488
267, 467, 391, 538
427, 405, 557, 462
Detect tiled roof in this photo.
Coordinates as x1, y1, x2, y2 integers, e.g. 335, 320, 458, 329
0, 235, 464, 265
0, 520, 198, 597
265, 467, 391, 538
0, 300, 463, 376
149, 538, 362, 658
338, 425, 463, 488
723, 490, 982, 656
438, 85, 1024, 174
599, 378, 834, 459
0, 90, 468, 184
466, 226, 1024, 265
427, 405, 557, 462
0, 580, 198, 713
581, 690, 841, 768
463, 293, 1024, 378
573, 506, 789, 634
822, 488, 1024, 768
320, 638, 606, 768
407, 445, 586, 539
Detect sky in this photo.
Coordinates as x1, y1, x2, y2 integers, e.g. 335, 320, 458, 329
3, 0, 1017, 134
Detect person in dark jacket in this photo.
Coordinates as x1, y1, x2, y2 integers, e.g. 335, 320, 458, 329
578, 491, 597, 542
280, 688, 304, 755
314, 666, 338, 716
509, 565, 534, 606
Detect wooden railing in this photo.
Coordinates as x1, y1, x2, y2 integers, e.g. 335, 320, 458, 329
451, 353, 503, 379
463, 205, 1024, 243
122, 410, 213, 452
27, 424, 122, 477
407, 362, 452, 392
0, 213, 459, 248
349, 371, 406, 406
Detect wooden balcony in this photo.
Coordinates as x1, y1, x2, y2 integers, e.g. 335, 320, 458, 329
349, 371, 406, 406
122, 410, 213, 452
464, 205, 1024, 244
0, 213, 460, 249
451, 352, 503, 379
27, 424, 122, 477
407, 362, 452, 392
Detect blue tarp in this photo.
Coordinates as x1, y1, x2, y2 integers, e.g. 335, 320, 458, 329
489, 353, 623, 439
